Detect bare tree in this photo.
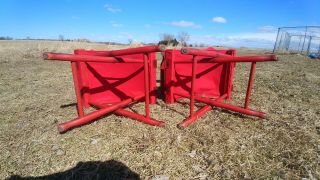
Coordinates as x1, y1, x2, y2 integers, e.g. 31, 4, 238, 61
128, 39, 133, 45
177, 32, 190, 46
160, 33, 175, 41
159, 33, 180, 46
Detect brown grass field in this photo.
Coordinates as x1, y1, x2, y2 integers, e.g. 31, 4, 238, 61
0, 40, 319, 179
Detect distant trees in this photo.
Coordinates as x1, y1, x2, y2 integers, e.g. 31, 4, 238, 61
0, 36, 13, 40
128, 39, 133, 45
158, 33, 178, 46
58, 35, 64, 41
74, 38, 90, 42
0, 35, 94, 42
158, 32, 190, 47
158, 38, 179, 46
177, 32, 190, 47
160, 33, 175, 42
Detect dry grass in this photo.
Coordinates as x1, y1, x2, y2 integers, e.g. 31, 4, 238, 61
0, 40, 319, 179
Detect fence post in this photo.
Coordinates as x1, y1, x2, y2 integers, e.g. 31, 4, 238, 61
317, 41, 320, 56
273, 28, 281, 53
284, 32, 290, 51
306, 36, 312, 55
301, 26, 308, 54
297, 36, 302, 52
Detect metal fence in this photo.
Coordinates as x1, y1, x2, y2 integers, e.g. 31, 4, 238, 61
273, 26, 320, 56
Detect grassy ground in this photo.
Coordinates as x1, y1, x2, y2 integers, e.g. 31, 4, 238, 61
0, 40, 319, 179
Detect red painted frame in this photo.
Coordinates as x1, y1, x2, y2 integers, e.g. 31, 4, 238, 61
161, 47, 277, 128
44, 45, 165, 133
44, 45, 278, 132
161, 47, 236, 104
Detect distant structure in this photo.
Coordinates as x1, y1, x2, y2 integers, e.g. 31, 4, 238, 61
273, 26, 320, 56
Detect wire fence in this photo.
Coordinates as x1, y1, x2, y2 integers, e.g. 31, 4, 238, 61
273, 26, 320, 57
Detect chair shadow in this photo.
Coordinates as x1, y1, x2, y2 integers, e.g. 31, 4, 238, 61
7, 160, 140, 180
165, 99, 203, 117
219, 108, 257, 120
59, 103, 77, 108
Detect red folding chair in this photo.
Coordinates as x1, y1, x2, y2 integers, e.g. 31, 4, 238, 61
161, 47, 277, 128
44, 45, 165, 133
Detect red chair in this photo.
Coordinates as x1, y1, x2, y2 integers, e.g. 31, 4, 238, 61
44, 45, 165, 133
161, 47, 277, 128
44, 45, 277, 133
161, 47, 236, 103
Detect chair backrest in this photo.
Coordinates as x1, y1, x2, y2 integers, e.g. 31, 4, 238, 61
161, 47, 236, 103
72, 52, 157, 108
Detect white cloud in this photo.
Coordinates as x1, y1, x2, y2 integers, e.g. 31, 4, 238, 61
104, 4, 121, 13
212, 17, 227, 23
258, 25, 277, 33
170, 20, 201, 28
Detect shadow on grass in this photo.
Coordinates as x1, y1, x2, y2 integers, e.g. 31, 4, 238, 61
59, 103, 77, 108
7, 160, 140, 180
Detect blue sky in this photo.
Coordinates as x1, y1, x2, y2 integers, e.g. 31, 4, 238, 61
1, 0, 319, 48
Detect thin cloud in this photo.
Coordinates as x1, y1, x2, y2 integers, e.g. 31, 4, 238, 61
258, 25, 277, 33
170, 20, 201, 28
227, 32, 277, 42
110, 21, 123, 28
191, 32, 277, 49
117, 32, 133, 39
111, 23, 123, 27
104, 4, 122, 13
144, 24, 152, 28
71, 16, 80, 19
212, 17, 227, 23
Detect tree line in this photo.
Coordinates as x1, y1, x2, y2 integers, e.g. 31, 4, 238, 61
158, 32, 190, 46
0, 36, 13, 40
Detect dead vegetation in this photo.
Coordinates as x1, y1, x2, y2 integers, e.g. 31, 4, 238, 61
0, 41, 319, 179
